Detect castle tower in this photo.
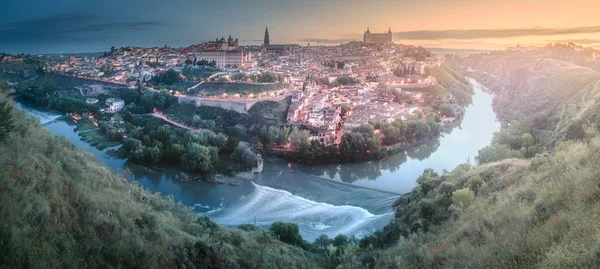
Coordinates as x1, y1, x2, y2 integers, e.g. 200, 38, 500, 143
363, 27, 371, 43
264, 27, 270, 47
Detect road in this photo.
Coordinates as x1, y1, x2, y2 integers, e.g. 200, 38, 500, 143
151, 110, 200, 131
186, 81, 205, 92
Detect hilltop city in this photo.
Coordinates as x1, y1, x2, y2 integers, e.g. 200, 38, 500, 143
33, 27, 455, 147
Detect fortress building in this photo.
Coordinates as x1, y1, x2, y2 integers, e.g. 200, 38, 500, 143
363, 27, 393, 44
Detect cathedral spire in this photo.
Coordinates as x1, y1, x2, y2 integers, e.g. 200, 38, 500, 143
264, 26, 270, 47
388, 26, 391, 33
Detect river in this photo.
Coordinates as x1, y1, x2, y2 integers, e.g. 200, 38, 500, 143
23, 78, 499, 242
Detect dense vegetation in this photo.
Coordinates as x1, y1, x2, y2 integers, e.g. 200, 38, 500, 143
0, 93, 326, 268
247, 96, 291, 122
119, 116, 231, 178
257, 119, 441, 165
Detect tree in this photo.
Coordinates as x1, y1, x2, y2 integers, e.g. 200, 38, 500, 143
452, 188, 475, 210
256, 72, 277, 83
258, 125, 278, 147
164, 143, 185, 164
150, 69, 181, 86
467, 175, 484, 194
439, 104, 455, 117
332, 234, 348, 248
521, 133, 535, 148
406, 121, 430, 140
0, 100, 14, 144
339, 132, 366, 161
367, 136, 382, 154
475, 143, 523, 165
229, 124, 247, 138
123, 138, 145, 163
181, 143, 219, 173
230, 72, 247, 81
0, 80, 9, 92
336, 76, 356, 86
269, 221, 304, 247
301, 140, 326, 164
290, 128, 310, 150
382, 120, 407, 145
314, 234, 331, 250
144, 145, 162, 164
352, 123, 374, 137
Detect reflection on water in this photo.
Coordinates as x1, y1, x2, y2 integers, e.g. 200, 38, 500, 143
23, 78, 499, 241
292, 78, 500, 194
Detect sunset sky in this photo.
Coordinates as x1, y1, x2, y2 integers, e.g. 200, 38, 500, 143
2, 0, 600, 54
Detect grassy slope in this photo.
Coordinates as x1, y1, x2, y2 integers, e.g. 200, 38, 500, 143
0, 94, 322, 268
248, 96, 292, 122
428, 64, 474, 106
352, 51, 600, 268
369, 138, 600, 268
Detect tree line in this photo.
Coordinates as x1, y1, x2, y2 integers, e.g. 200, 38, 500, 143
256, 119, 441, 165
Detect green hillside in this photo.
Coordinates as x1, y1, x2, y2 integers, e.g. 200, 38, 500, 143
0, 93, 322, 268
248, 96, 291, 122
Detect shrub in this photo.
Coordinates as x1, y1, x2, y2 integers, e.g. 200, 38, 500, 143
530, 152, 550, 171
475, 143, 523, 164
238, 224, 261, 232
467, 175, 484, 194
452, 188, 475, 210
439, 182, 456, 197
269, 221, 303, 247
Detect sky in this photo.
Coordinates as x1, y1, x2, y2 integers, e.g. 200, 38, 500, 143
1, 0, 600, 54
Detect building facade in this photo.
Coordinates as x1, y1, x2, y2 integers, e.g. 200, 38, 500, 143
194, 50, 253, 68
363, 27, 393, 44
105, 98, 125, 112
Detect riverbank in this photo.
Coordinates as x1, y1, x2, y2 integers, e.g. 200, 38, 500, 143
20, 77, 499, 241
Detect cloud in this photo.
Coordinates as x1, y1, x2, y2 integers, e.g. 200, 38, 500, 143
0, 13, 162, 45
553, 38, 600, 45
394, 27, 600, 40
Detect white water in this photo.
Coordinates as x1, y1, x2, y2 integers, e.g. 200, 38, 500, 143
208, 183, 393, 241
16, 103, 62, 124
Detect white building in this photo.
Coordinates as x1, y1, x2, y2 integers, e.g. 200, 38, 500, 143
195, 50, 253, 68
105, 98, 125, 112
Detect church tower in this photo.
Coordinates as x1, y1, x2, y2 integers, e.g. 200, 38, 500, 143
388, 26, 392, 44
264, 27, 270, 47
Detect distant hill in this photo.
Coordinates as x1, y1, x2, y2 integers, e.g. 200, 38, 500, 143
427, 47, 490, 56
447, 48, 600, 124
